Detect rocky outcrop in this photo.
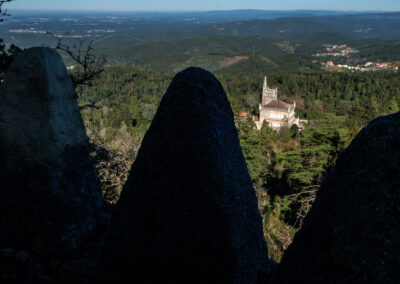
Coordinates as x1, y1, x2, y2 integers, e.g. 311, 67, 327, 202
0, 47, 106, 255
274, 112, 400, 283
100, 67, 271, 283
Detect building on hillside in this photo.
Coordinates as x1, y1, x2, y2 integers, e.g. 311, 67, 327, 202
238, 111, 249, 122
254, 75, 300, 131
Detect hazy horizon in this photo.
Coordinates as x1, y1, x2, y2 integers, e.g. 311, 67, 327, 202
6, 0, 400, 13
7, 8, 400, 13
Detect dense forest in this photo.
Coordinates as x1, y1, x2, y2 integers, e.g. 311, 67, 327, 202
1, 2, 399, 279
78, 66, 400, 261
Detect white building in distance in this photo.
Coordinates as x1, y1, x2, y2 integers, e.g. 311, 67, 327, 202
255, 76, 300, 131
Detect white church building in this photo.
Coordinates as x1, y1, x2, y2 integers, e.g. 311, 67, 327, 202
255, 76, 300, 131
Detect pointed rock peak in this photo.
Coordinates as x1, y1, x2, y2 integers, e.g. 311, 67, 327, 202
1, 47, 86, 166
101, 67, 271, 283
0, 47, 106, 254
274, 111, 400, 283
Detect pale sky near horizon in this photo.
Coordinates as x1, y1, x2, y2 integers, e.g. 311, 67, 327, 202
6, 0, 400, 12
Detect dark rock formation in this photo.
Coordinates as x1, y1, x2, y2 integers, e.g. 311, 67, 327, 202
100, 67, 271, 283
274, 112, 400, 283
0, 47, 106, 255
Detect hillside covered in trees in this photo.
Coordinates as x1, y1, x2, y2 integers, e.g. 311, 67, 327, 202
1, 1, 399, 277
1, 43, 399, 282
78, 66, 400, 261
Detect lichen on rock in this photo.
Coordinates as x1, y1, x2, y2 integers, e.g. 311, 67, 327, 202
0, 47, 107, 254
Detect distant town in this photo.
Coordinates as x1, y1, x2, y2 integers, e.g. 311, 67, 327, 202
322, 60, 399, 72
315, 44, 399, 72
314, 44, 358, 57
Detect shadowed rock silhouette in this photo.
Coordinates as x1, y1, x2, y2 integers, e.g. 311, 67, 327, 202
0, 47, 106, 256
100, 67, 271, 283
273, 112, 400, 283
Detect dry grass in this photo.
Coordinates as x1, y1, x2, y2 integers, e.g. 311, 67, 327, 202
219, 55, 249, 67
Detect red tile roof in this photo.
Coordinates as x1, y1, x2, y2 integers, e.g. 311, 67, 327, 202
265, 100, 292, 109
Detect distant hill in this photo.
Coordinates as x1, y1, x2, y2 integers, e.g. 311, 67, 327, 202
97, 36, 283, 63
92, 36, 318, 72
9, 9, 360, 23
206, 12, 400, 40
2, 10, 400, 48
2, 10, 400, 72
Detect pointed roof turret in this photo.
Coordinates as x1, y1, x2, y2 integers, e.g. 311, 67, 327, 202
263, 74, 268, 92
262, 74, 278, 106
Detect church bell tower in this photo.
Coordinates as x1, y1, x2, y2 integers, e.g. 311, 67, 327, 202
261, 75, 278, 106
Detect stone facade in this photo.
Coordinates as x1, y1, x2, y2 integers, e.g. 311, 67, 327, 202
255, 76, 300, 130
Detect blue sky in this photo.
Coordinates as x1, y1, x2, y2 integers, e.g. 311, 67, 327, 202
7, 0, 400, 11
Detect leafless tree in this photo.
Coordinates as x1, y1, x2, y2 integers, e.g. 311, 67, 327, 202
0, 0, 12, 21
287, 185, 319, 227
53, 32, 106, 88
0, 0, 22, 82
46, 31, 106, 109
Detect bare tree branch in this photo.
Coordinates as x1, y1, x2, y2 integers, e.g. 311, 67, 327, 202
79, 102, 101, 110
287, 185, 319, 227
0, 1, 23, 83
0, 0, 12, 22
47, 31, 106, 88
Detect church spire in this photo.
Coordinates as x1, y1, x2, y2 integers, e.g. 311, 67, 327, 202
261, 73, 277, 106
263, 74, 268, 92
